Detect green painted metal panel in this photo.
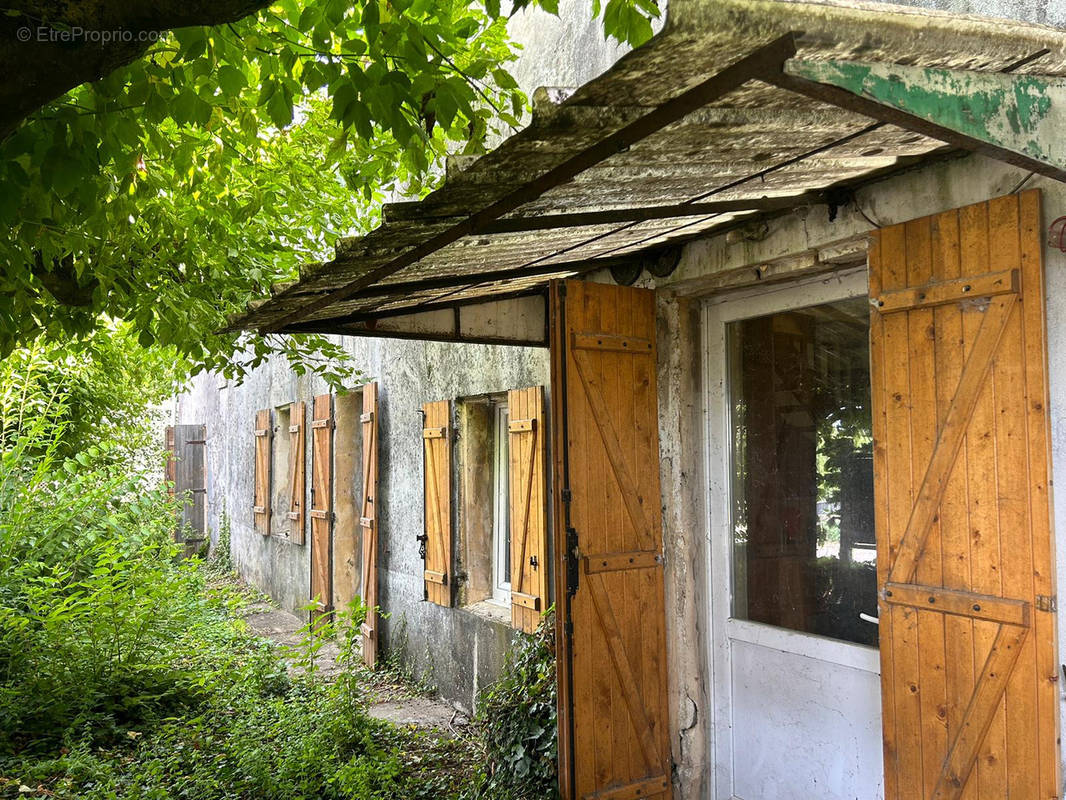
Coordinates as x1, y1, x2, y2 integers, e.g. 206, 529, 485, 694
785, 58, 1066, 171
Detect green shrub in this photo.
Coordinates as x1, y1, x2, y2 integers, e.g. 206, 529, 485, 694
209, 505, 235, 574
471, 609, 558, 799
0, 388, 208, 754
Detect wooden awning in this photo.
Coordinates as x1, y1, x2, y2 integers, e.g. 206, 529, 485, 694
230, 0, 1066, 346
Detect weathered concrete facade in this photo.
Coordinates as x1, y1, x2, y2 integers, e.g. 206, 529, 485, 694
177, 338, 548, 710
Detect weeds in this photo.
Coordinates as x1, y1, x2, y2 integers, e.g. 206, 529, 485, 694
209, 505, 234, 575
469, 609, 558, 799
0, 367, 556, 799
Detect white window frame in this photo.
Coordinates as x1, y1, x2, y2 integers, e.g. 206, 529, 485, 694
703, 267, 881, 668
490, 402, 511, 606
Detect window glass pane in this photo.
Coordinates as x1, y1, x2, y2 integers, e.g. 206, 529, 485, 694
728, 296, 877, 646
492, 404, 511, 602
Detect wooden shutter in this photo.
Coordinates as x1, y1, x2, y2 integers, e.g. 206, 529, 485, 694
360, 382, 380, 666
422, 400, 452, 606
871, 190, 1059, 800
508, 385, 548, 633
310, 394, 333, 614
253, 409, 271, 535
166, 424, 207, 546
288, 401, 306, 545
551, 280, 671, 800
165, 426, 176, 497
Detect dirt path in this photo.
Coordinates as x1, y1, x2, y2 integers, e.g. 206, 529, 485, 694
240, 601, 464, 732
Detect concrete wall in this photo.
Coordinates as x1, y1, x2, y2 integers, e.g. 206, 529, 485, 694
642, 152, 1066, 798
177, 338, 549, 711
876, 0, 1066, 25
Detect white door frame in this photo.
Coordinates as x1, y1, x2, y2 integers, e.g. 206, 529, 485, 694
701, 267, 880, 800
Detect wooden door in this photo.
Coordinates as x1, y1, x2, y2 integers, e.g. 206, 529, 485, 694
310, 393, 334, 616
551, 279, 672, 800
422, 400, 452, 606
507, 385, 548, 634
871, 190, 1058, 799
165, 423, 207, 547
360, 382, 380, 666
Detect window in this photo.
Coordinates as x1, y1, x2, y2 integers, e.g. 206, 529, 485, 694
270, 404, 292, 538
456, 395, 510, 611
727, 295, 877, 646
491, 403, 511, 605
453, 386, 546, 630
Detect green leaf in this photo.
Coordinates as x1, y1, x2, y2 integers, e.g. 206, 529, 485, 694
267, 89, 293, 129
492, 68, 518, 90
217, 66, 247, 98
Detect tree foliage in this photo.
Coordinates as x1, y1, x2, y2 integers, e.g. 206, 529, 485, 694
0, 325, 175, 462
0, 0, 660, 383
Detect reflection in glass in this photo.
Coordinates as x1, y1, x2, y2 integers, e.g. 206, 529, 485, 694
728, 296, 877, 647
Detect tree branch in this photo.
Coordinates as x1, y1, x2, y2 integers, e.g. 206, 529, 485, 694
0, 0, 274, 139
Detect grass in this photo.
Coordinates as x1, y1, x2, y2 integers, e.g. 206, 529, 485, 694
0, 566, 485, 800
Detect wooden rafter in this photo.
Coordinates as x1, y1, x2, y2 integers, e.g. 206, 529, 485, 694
260, 34, 799, 333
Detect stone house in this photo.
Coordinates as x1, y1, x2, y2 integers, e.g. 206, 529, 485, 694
175, 0, 1066, 797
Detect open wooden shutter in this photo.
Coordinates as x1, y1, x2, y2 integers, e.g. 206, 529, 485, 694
871, 190, 1059, 800
253, 409, 271, 535
508, 385, 548, 633
360, 382, 380, 666
310, 394, 333, 614
422, 400, 452, 606
551, 280, 672, 800
288, 401, 306, 544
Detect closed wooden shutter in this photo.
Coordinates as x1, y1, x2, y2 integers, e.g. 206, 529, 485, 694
288, 401, 306, 545
422, 400, 452, 606
551, 280, 672, 800
310, 394, 333, 613
166, 424, 207, 546
360, 382, 380, 666
253, 409, 271, 535
165, 426, 176, 497
871, 190, 1059, 799
508, 385, 548, 633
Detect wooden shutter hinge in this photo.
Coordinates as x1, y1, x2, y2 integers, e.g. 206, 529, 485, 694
1036, 594, 1057, 613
